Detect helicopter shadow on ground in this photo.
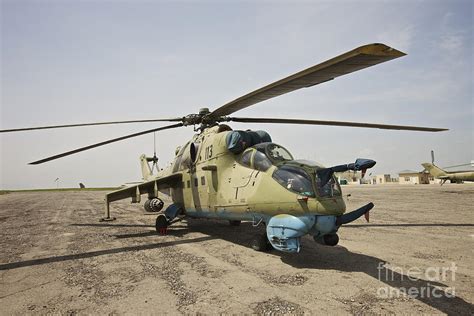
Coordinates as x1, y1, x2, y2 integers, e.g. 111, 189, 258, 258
71, 223, 155, 228
184, 218, 267, 247
0, 231, 214, 272
69, 222, 192, 239
345, 223, 474, 228
179, 218, 473, 315
112, 225, 192, 239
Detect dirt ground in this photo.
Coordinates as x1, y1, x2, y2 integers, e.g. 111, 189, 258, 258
0, 184, 472, 315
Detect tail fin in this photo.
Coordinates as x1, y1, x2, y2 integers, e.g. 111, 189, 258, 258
140, 154, 153, 181
422, 163, 447, 177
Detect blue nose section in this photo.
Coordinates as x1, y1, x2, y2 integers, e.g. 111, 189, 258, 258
266, 214, 315, 253
314, 215, 337, 235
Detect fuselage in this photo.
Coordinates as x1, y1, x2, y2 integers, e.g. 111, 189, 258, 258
153, 125, 346, 221
444, 172, 474, 182
421, 162, 474, 182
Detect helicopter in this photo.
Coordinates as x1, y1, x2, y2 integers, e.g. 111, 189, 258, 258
422, 151, 474, 185
1, 43, 447, 253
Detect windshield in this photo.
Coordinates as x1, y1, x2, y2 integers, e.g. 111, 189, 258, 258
272, 165, 315, 197
315, 174, 341, 197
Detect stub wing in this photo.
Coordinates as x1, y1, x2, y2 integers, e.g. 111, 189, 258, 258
103, 173, 182, 220
107, 173, 182, 203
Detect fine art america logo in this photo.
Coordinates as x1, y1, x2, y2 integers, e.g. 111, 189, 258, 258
376, 262, 457, 299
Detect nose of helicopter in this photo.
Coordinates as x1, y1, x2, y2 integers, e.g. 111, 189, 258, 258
265, 202, 374, 253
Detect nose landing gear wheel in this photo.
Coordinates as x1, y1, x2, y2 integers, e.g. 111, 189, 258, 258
155, 214, 169, 235
323, 233, 339, 246
250, 233, 272, 252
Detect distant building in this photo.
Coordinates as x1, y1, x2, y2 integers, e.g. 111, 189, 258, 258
398, 170, 429, 184
336, 171, 365, 185
371, 174, 392, 184
338, 169, 442, 185
428, 174, 442, 184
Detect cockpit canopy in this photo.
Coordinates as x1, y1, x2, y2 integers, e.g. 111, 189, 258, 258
237, 143, 340, 198
254, 143, 293, 163
238, 142, 293, 171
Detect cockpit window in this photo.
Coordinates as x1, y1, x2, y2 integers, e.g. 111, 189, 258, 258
315, 174, 341, 197
272, 165, 315, 197
266, 144, 293, 162
253, 151, 272, 171
239, 149, 252, 168
239, 143, 293, 172
253, 142, 293, 164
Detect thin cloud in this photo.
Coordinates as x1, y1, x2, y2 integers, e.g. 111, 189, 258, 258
376, 24, 415, 52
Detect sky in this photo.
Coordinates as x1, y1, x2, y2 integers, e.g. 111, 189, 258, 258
1, 0, 473, 189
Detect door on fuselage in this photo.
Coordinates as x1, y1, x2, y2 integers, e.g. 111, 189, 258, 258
230, 149, 255, 204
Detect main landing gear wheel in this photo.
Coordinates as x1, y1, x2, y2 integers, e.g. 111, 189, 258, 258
155, 214, 169, 235
229, 220, 241, 226
250, 234, 272, 252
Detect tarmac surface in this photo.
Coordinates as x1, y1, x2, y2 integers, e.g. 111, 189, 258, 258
0, 184, 473, 314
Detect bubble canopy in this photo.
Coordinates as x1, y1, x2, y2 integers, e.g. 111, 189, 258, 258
237, 143, 340, 198
253, 142, 293, 163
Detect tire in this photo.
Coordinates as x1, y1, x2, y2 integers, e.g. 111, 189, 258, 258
323, 234, 339, 246
250, 234, 272, 251
229, 220, 241, 226
155, 214, 169, 235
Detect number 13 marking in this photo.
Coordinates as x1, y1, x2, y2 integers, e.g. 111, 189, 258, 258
205, 145, 213, 159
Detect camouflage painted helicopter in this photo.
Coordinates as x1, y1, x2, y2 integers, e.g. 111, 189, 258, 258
1, 44, 447, 253
422, 151, 474, 185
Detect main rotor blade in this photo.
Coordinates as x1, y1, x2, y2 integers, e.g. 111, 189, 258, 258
444, 163, 473, 168
210, 43, 406, 117
228, 117, 448, 132
1, 118, 183, 133
29, 123, 183, 165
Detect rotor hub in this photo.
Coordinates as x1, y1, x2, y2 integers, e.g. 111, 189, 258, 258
198, 108, 210, 115
181, 108, 228, 129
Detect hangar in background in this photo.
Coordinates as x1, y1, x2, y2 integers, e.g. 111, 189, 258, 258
398, 170, 430, 184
